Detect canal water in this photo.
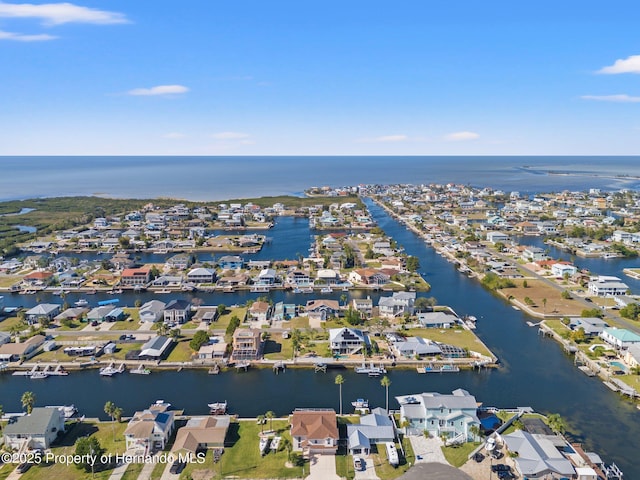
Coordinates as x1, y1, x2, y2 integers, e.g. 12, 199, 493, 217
1, 201, 639, 476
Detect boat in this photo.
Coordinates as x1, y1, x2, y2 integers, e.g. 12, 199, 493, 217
385, 442, 399, 467
30, 371, 49, 379
351, 398, 369, 409
270, 436, 281, 451
602, 252, 620, 259
302, 287, 314, 294
259, 436, 270, 455
208, 401, 227, 414
251, 285, 270, 293
293, 287, 302, 294
131, 364, 151, 375
74, 299, 89, 307
99, 363, 125, 376
320, 286, 333, 294
45, 405, 78, 418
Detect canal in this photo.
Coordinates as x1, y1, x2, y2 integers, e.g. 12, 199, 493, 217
0, 200, 638, 476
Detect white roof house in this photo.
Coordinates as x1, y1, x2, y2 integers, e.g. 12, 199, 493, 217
588, 276, 630, 296
139, 336, 173, 359
329, 328, 369, 355
502, 430, 576, 479
139, 300, 167, 323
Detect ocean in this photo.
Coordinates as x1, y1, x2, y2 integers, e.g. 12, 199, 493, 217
1, 156, 640, 201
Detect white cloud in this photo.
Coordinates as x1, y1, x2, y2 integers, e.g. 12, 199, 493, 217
597, 55, 640, 74
163, 132, 187, 139
444, 131, 480, 141
581, 94, 640, 103
211, 131, 250, 140
356, 134, 410, 143
127, 85, 189, 96
0, 1, 128, 25
0, 28, 56, 40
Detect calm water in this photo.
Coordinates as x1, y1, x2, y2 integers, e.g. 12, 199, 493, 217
1, 201, 639, 476
2, 156, 640, 201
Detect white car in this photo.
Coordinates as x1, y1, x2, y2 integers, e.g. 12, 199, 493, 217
353, 457, 364, 471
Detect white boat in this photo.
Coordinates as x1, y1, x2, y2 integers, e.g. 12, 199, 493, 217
131, 365, 151, 375
385, 442, 399, 466
320, 286, 333, 294
302, 287, 314, 294
99, 363, 125, 376
354, 362, 387, 376
30, 371, 48, 379
270, 436, 281, 451
351, 398, 369, 409
45, 405, 78, 418
602, 252, 620, 259
74, 299, 89, 307
259, 436, 270, 455
208, 401, 227, 414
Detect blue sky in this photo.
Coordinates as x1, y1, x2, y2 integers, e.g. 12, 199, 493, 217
1, 0, 640, 155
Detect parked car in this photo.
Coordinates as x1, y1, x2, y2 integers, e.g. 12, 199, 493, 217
498, 471, 515, 479
491, 464, 511, 472
473, 452, 485, 463
169, 460, 185, 474
491, 450, 504, 459
353, 457, 364, 471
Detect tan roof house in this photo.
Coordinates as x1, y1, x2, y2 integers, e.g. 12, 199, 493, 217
290, 409, 338, 454
0, 334, 46, 362
171, 416, 230, 453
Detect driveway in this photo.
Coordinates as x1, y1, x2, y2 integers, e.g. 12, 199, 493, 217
354, 456, 380, 480
408, 435, 448, 464
306, 453, 340, 480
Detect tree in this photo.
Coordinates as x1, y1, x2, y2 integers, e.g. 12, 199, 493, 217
113, 407, 123, 423
524, 297, 535, 306
542, 298, 547, 315
405, 256, 420, 272
21, 391, 36, 414
415, 296, 437, 312
522, 280, 528, 288
469, 424, 481, 441
340, 294, 348, 307
225, 315, 241, 338
257, 414, 265, 433
547, 413, 566, 435
190, 330, 210, 351
74, 436, 104, 473
104, 400, 118, 439
561, 290, 572, 300
291, 328, 301, 359
217, 304, 227, 316
265, 410, 275, 432
335, 374, 345, 416
380, 375, 391, 413
169, 328, 181, 341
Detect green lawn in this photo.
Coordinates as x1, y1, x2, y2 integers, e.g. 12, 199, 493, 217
214, 307, 248, 331
0, 275, 21, 287
109, 318, 141, 331
0, 316, 22, 332
402, 326, 492, 357
214, 419, 305, 479
120, 462, 145, 480
165, 339, 195, 362
286, 317, 310, 329
56, 320, 84, 331
441, 442, 481, 467
263, 334, 294, 360
372, 437, 416, 480
178, 320, 199, 330
149, 461, 165, 480
101, 342, 144, 361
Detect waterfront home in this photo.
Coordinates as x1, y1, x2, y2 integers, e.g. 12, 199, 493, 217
25, 303, 61, 324
150, 275, 183, 288
120, 267, 151, 287
197, 338, 227, 362
171, 415, 230, 454
551, 263, 578, 278
87, 305, 117, 323
286, 269, 312, 287
248, 301, 272, 322
486, 231, 510, 244
373, 241, 395, 256
192, 306, 219, 325
501, 430, 576, 479
417, 311, 456, 328
139, 300, 167, 323
218, 255, 244, 270
588, 276, 630, 296
396, 389, 480, 442
329, 327, 369, 355
216, 273, 249, 288
273, 302, 297, 321
165, 253, 192, 270
569, 317, 609, 337
22, 270, 54, 287
124, 403, 175, 454
348, 268, 390, 286
138, 336, 173, 360
316, 268, 340, 285
378, 292, 416, 319
3, 407, 65, 450
290, 409, 338, 454
347, 407, 396, 456
110, 252, 135, 270
390, 337, 442, 359
352, 297, 373, 318
0, 331, 10, 346
522, 246, 548, 262
186, 267, 216, 284
255, 268, 277, 286
163, 299, 191, 324
623, 344, 640, 368
305, 299, 340, 321
599, 327, 640, 350
231, 329, 262, 362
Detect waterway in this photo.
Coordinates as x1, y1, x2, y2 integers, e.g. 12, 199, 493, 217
1, 200, 639, 476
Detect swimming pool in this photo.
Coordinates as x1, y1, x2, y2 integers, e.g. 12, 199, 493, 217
609, 361, 627, 372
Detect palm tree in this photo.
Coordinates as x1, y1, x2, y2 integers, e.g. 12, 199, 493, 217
113, 407, 123, 423
380, 375, 392, 413
257, 414, 265, 433
469, 424, 481, 441
104, 401, 117, 439
335, 374, 345, 415
169, 328, 181, 341
21, 391, 36, 414
542, 298, 547, 315
547, 413, 566, 435
265, 410, 275, 432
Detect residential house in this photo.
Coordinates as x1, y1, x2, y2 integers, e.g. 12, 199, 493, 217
248, 301, 272, 322
186, 267, 216, 284
569, 317, 609, 337
286, 270, 312, 287
522, 246, 548, 262
551, 263, 578, 278
348, 268, 390, 286
486, 231, 510, 244
329, 327, 369, 355
378, 292, 416, 319
120, 267, 151, 287
273, 302, 296, 321
87, 305, 117, 323
171, 415, 230, 454
0, 335, 46, 362
254, 268, 277, 286
290, 409, 338, 454
165, 253, 192, 270
417, 311, 456, 328
316, 269, 340, 285
3, 407, 66, 450
347, 408, 396, 456
624, 344, 640, 369
25, 303, 61, 324
600, 328, 640, 350
502, 430, 576, 479
22, 271, 54, 287
197, 338, 228, 362
0, 331, 10, 346
138, 336, 173, 360
305, 300, 340, 321
218, 255, 244, 270
124, 403, 175, 454
352, 297, 373, 318
163, 299, 191, 324
396, 389, 480, 442
588, 276, 630, 296
231, 329, 262, 361
391, 337, 442, 359
139, 300, 167, 323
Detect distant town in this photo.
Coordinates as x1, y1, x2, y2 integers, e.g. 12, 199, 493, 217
1, 183, 638, 479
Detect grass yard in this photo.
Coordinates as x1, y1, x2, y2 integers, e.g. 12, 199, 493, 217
149, 461, 165, 480
501, 279, 584, 316
287, 317, 310, 329
215, 419, 305, 479
403, 326, 493, 357
0, 315, 22, 332
372, 437, 416, 479
0, 275, 21, 287
109, 318, 141, 331
120, 462, 145, 480
101, 342, 144, 361
263, 333, 294, 360
441, 442, 481, 468
215, 307, 248, 331
165, 339, 195, 362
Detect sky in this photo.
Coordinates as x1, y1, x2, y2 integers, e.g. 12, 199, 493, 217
1, 0, 640, 156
